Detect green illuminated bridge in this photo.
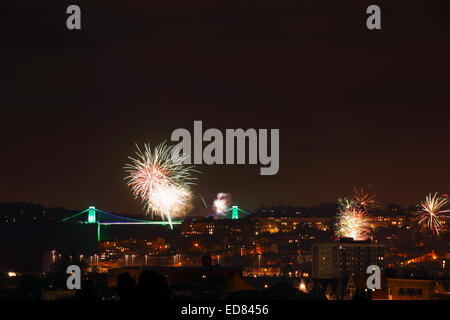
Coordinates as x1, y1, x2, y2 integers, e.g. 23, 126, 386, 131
57, 206, 250, 242
58, 207, 182, 242
206, 206, 251, 220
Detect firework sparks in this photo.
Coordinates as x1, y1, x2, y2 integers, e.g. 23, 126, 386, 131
353, 186, 377, 212
124, 142, 198, 228
335, 198, 371, 241
417, 192, 450, 237
337, 197, 356, 211
213, 193, 232, 214
335, 186, 376, 241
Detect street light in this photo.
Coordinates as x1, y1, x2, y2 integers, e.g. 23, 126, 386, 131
258, 254, 261, 274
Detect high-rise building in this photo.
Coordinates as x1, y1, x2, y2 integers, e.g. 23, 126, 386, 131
312, 238, 384, 279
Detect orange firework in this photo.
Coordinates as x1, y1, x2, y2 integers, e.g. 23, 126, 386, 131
353, 186, 377, 212
335, 198, 371, 241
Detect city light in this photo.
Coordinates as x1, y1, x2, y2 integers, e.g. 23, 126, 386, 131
3, 189, 450, 301
299, 280, 307, 293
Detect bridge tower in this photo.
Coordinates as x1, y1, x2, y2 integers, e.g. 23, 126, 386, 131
88, 206, 96, 223
231, 206, 239, 220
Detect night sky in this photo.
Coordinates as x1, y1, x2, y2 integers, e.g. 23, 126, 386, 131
1, 0, 449, 216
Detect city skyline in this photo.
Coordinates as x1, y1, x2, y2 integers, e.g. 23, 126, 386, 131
1, 0, 449, 307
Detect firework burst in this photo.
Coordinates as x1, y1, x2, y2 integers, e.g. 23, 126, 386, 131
213, 193, 232, 214
124, 142, 198, 227
335, 186, 376, 241
417, 193, 450, 237
353, 186, 377, 212
335, 198, 371, 241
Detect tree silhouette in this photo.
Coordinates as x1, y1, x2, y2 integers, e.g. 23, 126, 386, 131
137, 270, 171, 300
117, 272, 136, 300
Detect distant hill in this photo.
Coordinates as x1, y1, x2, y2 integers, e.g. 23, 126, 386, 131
0, 202, 78, 224
0, 202, 148, 224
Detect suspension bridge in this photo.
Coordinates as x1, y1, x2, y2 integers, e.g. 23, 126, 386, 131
206, 206, 252, 220
57, 205, 251, 242
57, 207, 183, 242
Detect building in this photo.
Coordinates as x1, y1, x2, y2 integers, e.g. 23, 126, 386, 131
371, 215, 412, 229
372, 278, 450, 300
252, 216, 332, 234
181, 217, 249, 237
181, 216, 333, 237
181, 219, 218, 236
312, 239, 385, 279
